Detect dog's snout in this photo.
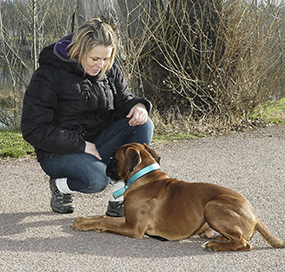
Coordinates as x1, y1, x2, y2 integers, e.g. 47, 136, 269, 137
106, 156, 120, 180
109, 156, 115, 163
108, 156, 117, 167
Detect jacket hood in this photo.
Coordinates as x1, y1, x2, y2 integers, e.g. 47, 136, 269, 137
53, 33, 74, 61
38, 33, 84, 76
39, 34, 73, 65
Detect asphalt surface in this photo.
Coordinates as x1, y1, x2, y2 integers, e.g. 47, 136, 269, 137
0, 125, 284, 272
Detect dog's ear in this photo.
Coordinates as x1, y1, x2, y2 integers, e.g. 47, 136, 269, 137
143, 143, 161, 164
125, 147, 141, 173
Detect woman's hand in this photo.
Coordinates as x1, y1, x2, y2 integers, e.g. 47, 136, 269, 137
84, 141, 102, 160
126, 103, 148, 126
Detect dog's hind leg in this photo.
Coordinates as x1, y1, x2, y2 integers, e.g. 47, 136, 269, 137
199, 229, 225, 240
196, 223, 225, 240
201, 196, 257, 252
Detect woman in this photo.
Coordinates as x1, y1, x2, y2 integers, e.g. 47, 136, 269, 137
21, 18, 154, 216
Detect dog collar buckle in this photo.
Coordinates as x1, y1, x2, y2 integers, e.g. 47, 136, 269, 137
112, 163, 160, 199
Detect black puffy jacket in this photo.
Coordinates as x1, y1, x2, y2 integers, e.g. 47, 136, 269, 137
21, 34, 152, 161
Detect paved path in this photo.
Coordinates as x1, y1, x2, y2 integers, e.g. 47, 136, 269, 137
0, 125, 284, 271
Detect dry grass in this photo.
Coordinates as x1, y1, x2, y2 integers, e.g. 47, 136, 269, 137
151, 98, 285, 139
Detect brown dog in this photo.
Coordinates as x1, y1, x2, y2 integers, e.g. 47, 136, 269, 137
72, 143, 285, 252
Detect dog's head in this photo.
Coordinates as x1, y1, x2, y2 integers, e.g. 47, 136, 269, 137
106, 143, 161, 182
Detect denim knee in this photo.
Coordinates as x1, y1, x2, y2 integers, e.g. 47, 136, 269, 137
77, 173, 110, 194
132, 117, 154, 146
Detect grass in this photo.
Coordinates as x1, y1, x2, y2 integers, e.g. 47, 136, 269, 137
0, 98, 284, 158
252, 98, 285, 124
0, 130, 34, 158
152, 132, 205, 143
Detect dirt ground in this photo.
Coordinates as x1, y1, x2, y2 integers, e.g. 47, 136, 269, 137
0, 125, 284, 271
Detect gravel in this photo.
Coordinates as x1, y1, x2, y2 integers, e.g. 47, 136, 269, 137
0, 125, 284, 272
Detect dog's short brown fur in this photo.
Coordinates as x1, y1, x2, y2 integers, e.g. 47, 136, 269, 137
72, 143, 285, 252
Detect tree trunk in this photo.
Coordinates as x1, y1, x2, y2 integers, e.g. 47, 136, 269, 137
32, 0, 38, 71
75, 0, 118, 26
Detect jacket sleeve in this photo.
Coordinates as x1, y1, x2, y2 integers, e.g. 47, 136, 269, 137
21, 66, 86, 154
110, 63, 152, 119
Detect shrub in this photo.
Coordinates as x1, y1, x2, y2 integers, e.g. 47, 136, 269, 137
122, 0, 284, 120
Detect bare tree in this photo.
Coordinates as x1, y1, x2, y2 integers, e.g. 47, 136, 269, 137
0, 1, 30, 127
0, 0, 76, 128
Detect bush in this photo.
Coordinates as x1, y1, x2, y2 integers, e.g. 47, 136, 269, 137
122, 0, 284, 120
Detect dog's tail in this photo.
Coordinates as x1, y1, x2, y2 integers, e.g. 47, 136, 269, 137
255, 218, 285, 248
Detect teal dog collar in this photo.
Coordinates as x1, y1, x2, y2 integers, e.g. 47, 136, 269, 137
112, 163, 160, 198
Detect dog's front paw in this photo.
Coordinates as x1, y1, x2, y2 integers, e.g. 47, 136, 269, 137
72, 217, 96, 231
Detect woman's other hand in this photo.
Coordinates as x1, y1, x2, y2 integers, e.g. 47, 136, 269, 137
84, 141, 102, 160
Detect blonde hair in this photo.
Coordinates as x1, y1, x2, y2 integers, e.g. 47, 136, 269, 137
67, 18, 117, 78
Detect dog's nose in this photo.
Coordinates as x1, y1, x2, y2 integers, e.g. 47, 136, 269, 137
106, 157, 119, 180
107, 156, 116, 166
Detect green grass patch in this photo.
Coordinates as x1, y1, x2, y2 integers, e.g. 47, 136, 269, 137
0, 130, 34, 158
153, 132, 205, 143
253, 98, 285, 124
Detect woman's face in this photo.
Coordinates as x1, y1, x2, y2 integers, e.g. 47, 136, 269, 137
81, 45, 113, 76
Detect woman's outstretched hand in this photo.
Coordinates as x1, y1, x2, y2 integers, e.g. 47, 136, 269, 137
126, 103, 148, 126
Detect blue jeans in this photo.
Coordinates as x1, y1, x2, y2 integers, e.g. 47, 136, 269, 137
40, 118, 154, 193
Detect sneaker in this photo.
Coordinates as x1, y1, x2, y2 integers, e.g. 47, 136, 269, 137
105, 201, 125, 217
49, 178, 74, 214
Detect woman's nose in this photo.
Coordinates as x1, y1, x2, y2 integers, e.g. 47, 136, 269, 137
97, 60, 104, 69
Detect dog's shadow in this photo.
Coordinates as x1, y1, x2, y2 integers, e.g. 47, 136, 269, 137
0, 211, 219, 257
0, 211, 273, 258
